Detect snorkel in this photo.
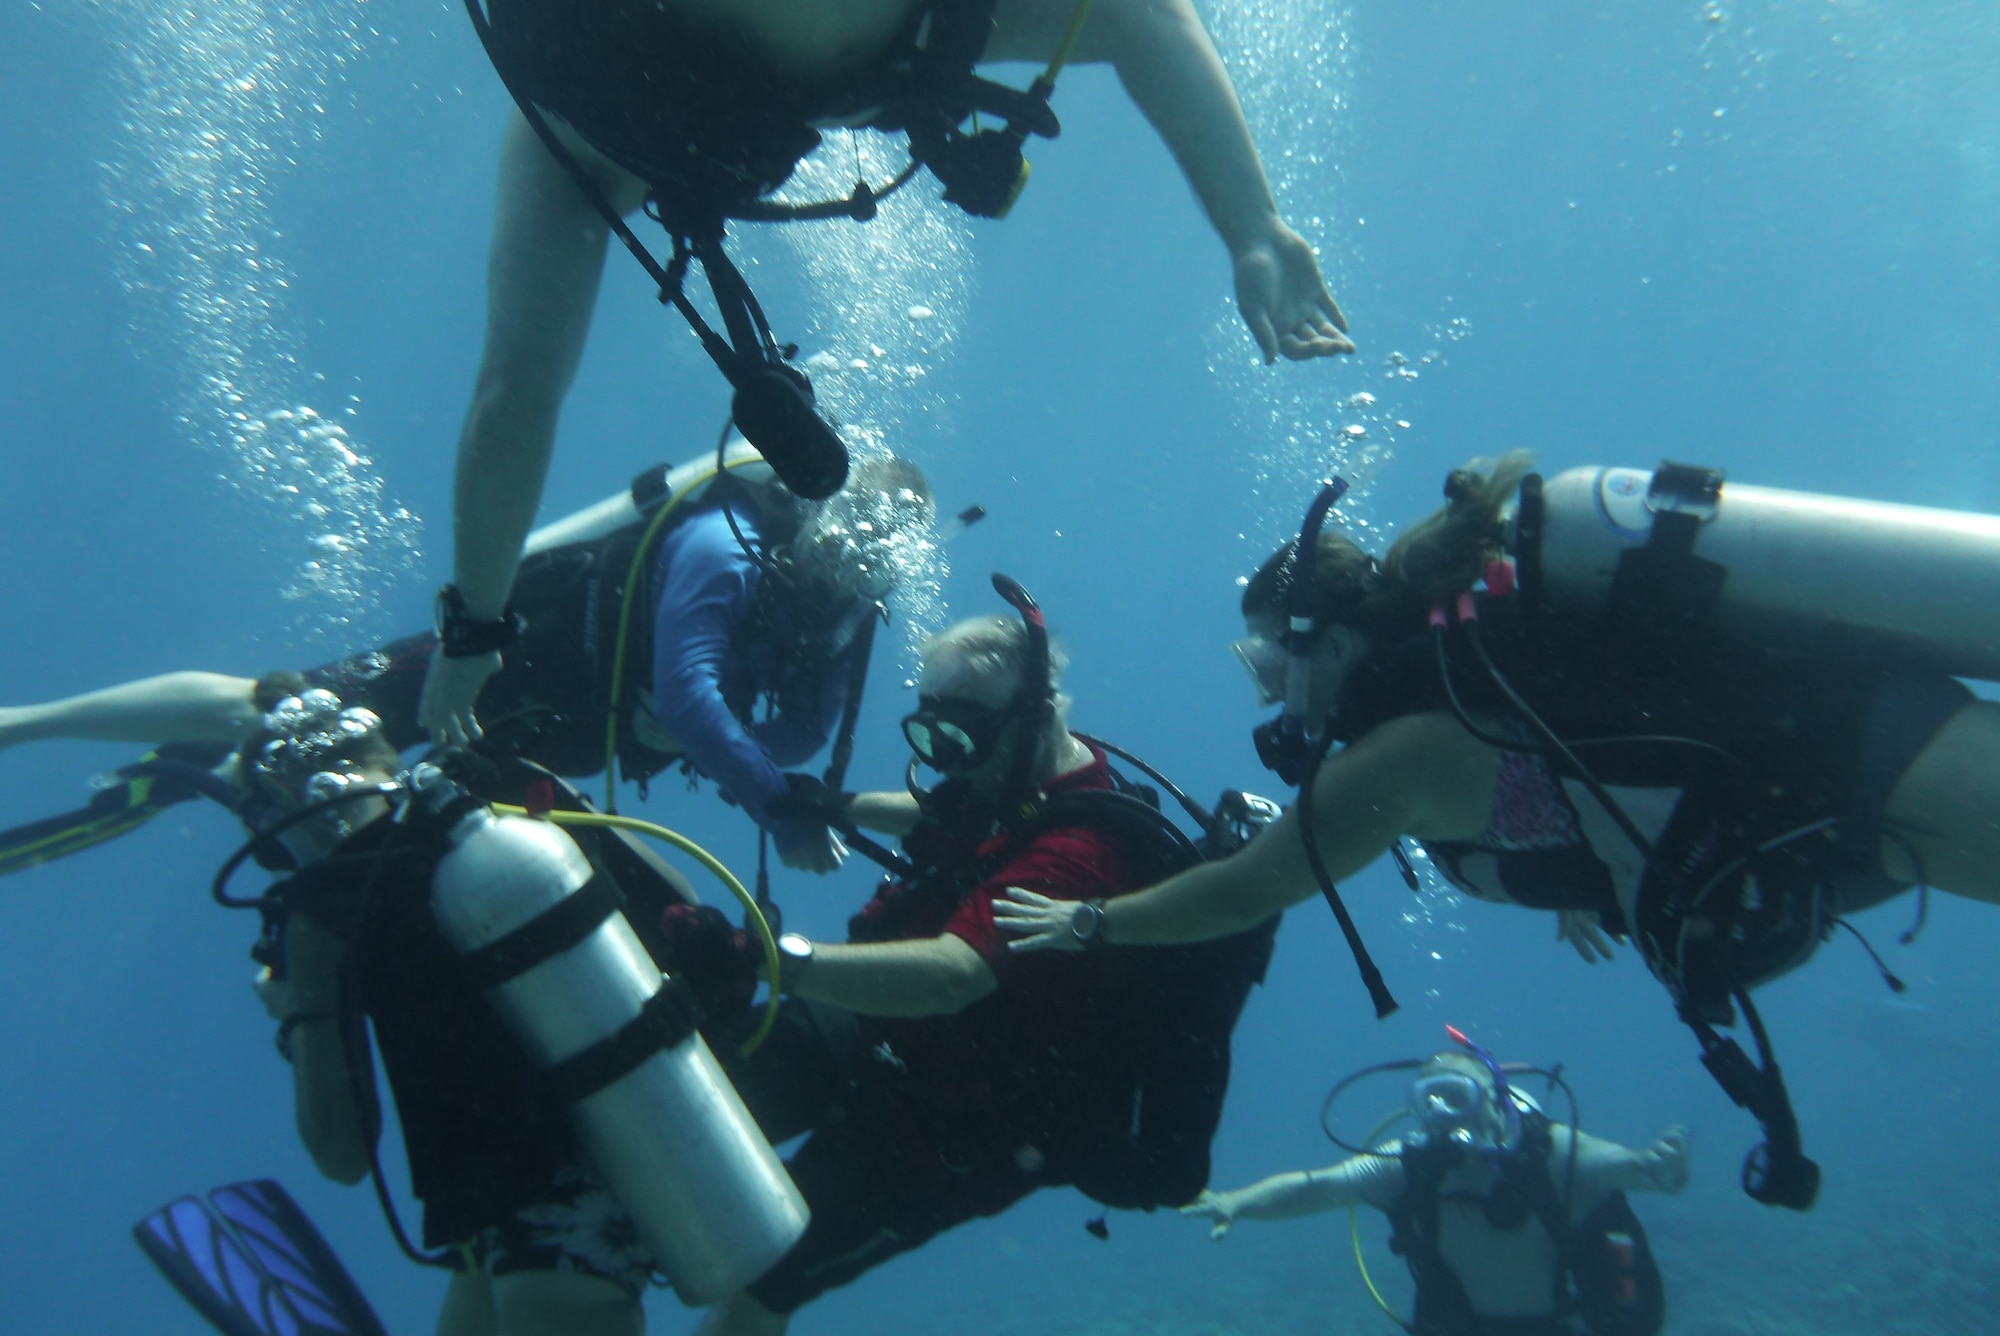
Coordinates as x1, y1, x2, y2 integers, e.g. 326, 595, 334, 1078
902, 573, 1056, 824
1248, 478, 1399, 1018
987, 574, 1056, 824
1253, 477, 1351, 786
1444, 1023, 1524, 1158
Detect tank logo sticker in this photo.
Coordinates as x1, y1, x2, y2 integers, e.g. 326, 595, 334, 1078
1594, 468, 1655, 538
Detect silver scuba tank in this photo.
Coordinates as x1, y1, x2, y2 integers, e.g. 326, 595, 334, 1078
417, 766, 808, 1304
523, 441, 772, 557
1514, 463, 2000, 682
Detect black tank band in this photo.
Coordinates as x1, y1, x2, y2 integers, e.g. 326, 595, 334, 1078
457, 873, 625, 992
542, 976, 706, 1106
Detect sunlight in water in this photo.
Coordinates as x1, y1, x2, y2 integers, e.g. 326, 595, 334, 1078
98, 0, 421, 640
754, 128, 978, 673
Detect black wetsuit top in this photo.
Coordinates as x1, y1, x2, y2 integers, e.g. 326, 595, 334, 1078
483, 0, 998, 213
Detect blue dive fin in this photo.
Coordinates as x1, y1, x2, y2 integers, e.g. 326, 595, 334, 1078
133, 1179, 389, 1336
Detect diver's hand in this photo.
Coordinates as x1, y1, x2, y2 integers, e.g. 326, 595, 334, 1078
1556, 910, 1623, 964
1643, 1126, 1691, 1194
1233, 222, 1353, 363
417, 646, 500, 748
1180, 1190, 1241, 1241
764, 773, 855, 827
994, 887, 1085, 952
771, 819, 848, 874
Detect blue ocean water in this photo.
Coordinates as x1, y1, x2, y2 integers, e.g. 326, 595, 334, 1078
3, 1, 1997, 1332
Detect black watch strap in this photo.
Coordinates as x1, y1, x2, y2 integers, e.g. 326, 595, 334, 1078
436, 584, 523, 658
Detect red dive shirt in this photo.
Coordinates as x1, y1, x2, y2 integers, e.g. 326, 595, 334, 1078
848, 748, 1143, 1113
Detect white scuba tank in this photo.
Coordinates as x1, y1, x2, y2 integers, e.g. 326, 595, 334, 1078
419, 767, 807, 1304
523, 440, 773, 557
1514, 463, 2000, 682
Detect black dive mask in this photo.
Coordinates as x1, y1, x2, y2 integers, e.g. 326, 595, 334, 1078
902, 695, 1016, 775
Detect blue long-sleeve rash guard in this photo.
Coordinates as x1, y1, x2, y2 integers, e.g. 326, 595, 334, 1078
648, 504, 854, 825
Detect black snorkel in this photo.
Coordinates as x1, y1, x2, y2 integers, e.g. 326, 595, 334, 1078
1253, 480, 1397, 1019
1252, 478, 1350, 786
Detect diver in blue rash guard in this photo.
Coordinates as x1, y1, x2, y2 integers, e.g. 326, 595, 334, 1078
0, 452, 935, 874
646, 478, 883, 869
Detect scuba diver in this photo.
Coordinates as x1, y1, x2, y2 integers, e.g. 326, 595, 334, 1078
0, 447, 937, 877
996, 453, 2000, 1211
1184, 1030, 1687, 1336
210, 674, 808, 1335
427, 0, 1354, 744
656, 578, 1284, 1336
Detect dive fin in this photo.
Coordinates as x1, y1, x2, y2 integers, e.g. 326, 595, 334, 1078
133, 1179, 389, 1336
0, 743, 237, 878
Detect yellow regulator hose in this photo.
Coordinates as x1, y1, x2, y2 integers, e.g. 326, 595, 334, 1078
490, 803, 781, 1053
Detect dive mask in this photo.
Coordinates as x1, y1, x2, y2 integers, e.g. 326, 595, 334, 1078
1231, 633, 1288, 707
902, 695, 1015, 774
1409, 1070, 1490, 1140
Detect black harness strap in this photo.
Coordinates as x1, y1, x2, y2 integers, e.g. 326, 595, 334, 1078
823, 613, 879, 793
457, 873, 625, 992
542, 976, 707, 1106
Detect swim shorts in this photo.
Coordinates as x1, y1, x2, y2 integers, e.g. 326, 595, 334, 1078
463, 1162, 655, 1299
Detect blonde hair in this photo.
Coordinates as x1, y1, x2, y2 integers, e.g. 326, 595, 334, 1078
920, 615, 1069, 692
1243, 451, 1537, 631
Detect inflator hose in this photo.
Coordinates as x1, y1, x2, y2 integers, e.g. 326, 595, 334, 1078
489, 804, 782, 1054
602, 436, 765, 812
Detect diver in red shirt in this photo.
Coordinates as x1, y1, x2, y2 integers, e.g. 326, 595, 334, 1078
660, 576, 1279, 1336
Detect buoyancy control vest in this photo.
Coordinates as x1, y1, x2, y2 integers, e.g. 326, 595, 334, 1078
1387, 1114, 1665, 1336
854, 756, 1283, 1210
481, 0, 1055, 225
505, 459, 871, 788
1335, 599, 1871, 1014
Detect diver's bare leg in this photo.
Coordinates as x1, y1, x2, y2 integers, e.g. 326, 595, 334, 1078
1880, 700, 2000, 904
448, 113, 647, 624
488, 1271, 642, 1336
694, 1291, 789, 1336
435, 1271, 498, 1336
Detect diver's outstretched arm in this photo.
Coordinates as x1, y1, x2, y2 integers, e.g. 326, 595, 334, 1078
781, 935, 998, 1019
999, 711, 1499, 950
1181, 1156, 1401, 1240
1555, 1126, 1691, 1203
846, 790, 922, 836
0, 671, 259, 751
989, 0, 1353, 362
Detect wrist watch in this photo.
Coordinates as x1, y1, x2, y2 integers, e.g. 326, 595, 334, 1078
777, 932, 815, 990
1069, 898, 1110, 950
434, 583, 524, 659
